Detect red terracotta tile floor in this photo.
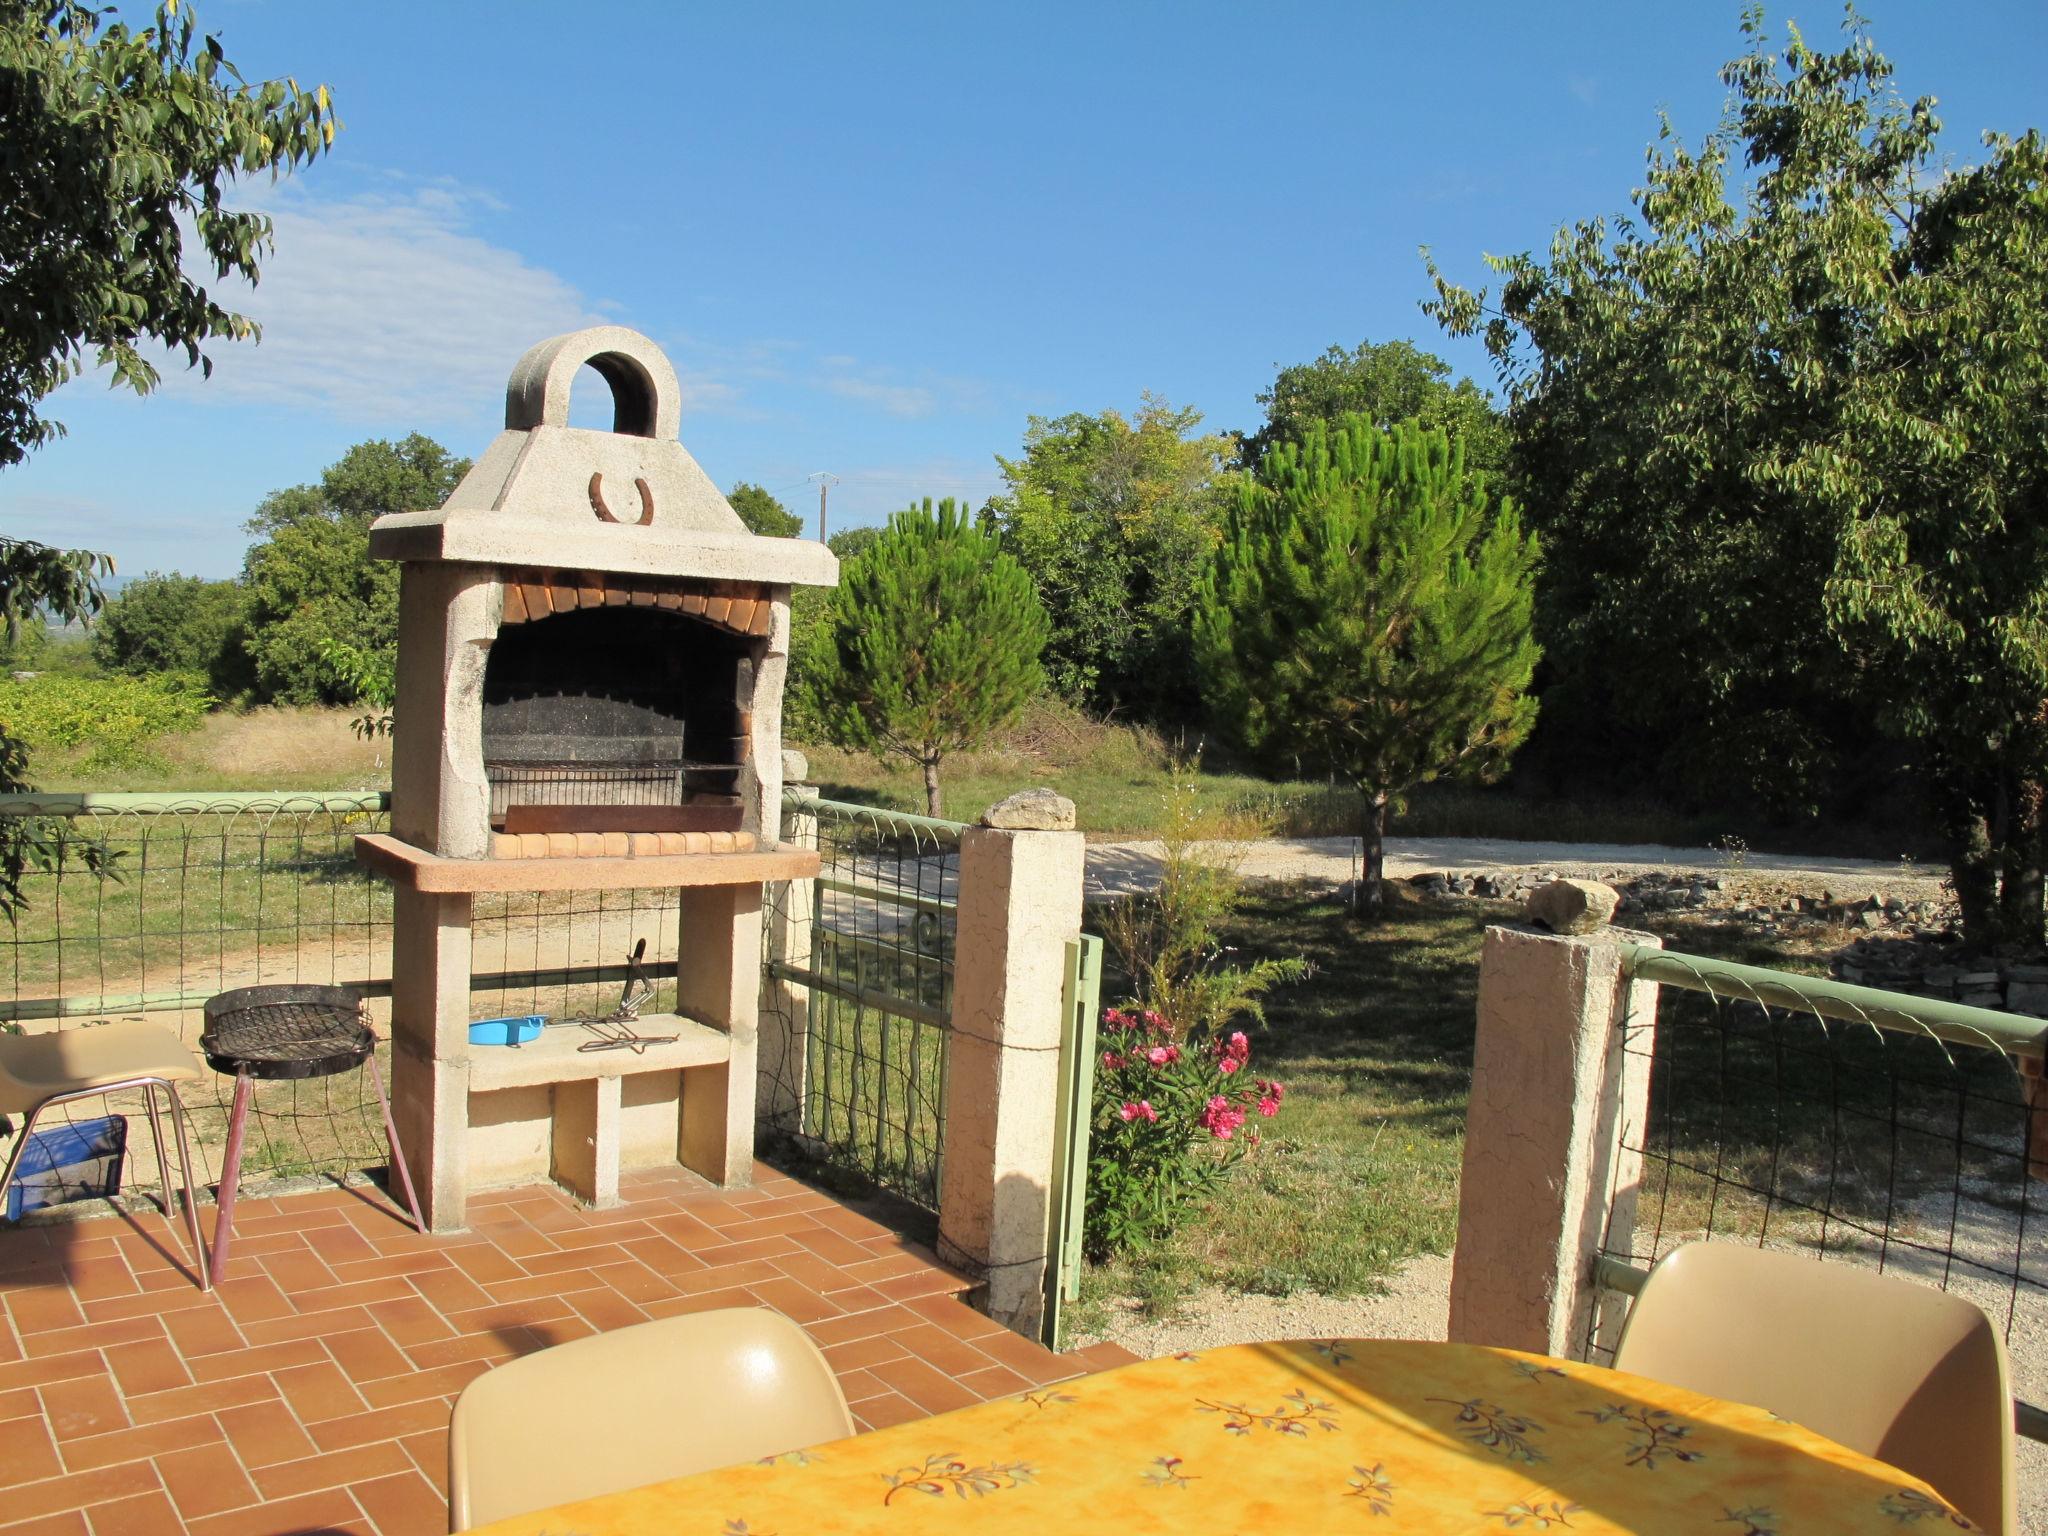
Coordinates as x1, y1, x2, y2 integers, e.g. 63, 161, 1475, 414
0, 1162, 1136, 1535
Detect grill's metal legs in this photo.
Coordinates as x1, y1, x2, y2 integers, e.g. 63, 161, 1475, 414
207, 1070, 254, 1288
363, 1048, 424, 1234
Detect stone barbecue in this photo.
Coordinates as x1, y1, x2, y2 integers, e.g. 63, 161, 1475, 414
355, 326, 836, 1229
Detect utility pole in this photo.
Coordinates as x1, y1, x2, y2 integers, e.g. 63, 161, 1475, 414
806, 472, 840, 543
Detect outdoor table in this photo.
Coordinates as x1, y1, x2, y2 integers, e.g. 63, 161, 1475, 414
466, 1337, 1977, 1533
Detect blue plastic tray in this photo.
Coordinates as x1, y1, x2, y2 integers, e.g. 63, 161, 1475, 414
468, 1015, 546, 1047
6, 1114, 127, 1220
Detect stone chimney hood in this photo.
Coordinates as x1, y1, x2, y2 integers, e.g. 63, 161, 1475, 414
367, 325, 836, 588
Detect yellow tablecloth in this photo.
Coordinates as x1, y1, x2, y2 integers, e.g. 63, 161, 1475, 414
473, 1338, 1976, 1533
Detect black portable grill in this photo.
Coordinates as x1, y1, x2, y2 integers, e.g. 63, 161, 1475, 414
196, 983, 422, 1286
200, 984, 374, 1080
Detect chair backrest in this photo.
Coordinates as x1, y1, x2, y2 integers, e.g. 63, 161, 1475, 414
1612, 1242, 2015, 1535
447, 1306, 854, 1531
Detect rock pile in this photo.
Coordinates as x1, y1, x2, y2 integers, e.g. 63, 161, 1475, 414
1407, 867, 1950, 941
1830, 936, 2048, 1017
1405, 862, 2048, 1019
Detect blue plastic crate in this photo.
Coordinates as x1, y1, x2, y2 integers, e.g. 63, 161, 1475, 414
5, 1115, 127, 1221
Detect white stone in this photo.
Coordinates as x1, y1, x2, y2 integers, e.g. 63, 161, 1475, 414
781, 749, 810, 784
980, 788, 1076, 831
1524, 878, 1620, 935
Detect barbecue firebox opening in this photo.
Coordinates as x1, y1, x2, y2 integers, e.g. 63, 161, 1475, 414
480, 602, 749, 835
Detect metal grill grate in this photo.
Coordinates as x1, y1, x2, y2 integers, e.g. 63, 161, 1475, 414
201, 985, 372, 1080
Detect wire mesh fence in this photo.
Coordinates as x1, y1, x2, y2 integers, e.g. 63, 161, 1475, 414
760, 791, 960, 1210
0, 793, 399, 1197
1587, 946, 2047, 1372
0, 791, 660, 1206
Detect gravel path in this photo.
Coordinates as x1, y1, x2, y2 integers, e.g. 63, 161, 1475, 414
1086, 833, 1950, 903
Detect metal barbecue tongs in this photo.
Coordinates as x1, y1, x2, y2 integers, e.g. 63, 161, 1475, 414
573, 939, 678, 1054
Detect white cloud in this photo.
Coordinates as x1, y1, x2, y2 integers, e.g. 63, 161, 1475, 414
153, 180, 614, 423
820, 375, 938, 419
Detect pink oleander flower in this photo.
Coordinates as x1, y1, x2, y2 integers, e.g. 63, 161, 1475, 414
1102, 1008, 1137, 1032
1257, 1092, 1281, 1117
1144, 1044, 1180, 1067
1256, 1079, 1285, 1116
1102, 1051, 1125, 1070
1199, 1094, 1247, 1139
1118, 1099, 1159, 1123
1217, 1055, 1241, 1075
1226, 1031, 1251, 1062
1140, 1009, 1169, 1035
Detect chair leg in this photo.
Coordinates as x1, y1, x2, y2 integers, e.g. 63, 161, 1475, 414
0, 1101, 45, 1219
162, 1085, 212, 1292
142, 1085, 175, 1222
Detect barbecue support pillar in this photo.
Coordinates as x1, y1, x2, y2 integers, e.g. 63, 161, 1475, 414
937, 806, 1084, 1338
553, 1077, 622, 1209
676, 883, 762, 1186
1449, 923, 1661, 1358
389, 889, 475, 1232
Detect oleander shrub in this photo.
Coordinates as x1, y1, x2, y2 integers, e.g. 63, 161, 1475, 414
1084, 775, 1306, 1256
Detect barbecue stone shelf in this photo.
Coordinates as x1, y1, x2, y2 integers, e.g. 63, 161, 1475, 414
464, 1014, 732, 1091
353, 833, 819, 892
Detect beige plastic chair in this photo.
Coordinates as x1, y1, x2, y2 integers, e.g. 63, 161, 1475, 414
1613, 1241, 2016, 1534
447, 1306, 854, 1531
0, 1022, 210, 1287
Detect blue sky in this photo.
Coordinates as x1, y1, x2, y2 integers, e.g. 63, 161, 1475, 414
10, 1, 2047, 579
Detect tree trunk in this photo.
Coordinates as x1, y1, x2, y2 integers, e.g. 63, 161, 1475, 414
1950, 806, 2000, 946
922, 754, 943, 820
2000, 775, 2046, 950
1944, 762, 2047, 953
1357, 790, 1390, 920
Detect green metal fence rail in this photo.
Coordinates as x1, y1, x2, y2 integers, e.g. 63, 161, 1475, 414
759, 791, 965, 1210
1618, 944, 2048, 1061
1595, 944, 2048, 1444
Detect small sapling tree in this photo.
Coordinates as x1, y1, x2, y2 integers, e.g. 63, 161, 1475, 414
1194, 418, 1540, 917
811, 498, 1048, 818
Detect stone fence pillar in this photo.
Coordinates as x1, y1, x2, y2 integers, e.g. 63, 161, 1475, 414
937, 790, 1084, 1337
1448, 920, 1661, 1357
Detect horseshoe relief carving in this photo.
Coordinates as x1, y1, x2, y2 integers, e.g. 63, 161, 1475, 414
588, 471, 654, 526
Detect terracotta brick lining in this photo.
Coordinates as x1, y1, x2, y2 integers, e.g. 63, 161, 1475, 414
0, 1164, 1136, 1535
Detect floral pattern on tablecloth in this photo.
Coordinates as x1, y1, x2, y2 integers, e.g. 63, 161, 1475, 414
470, 1339, 1980, 1534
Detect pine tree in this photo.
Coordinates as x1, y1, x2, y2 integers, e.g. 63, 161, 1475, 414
1194, 418, 1540, 916
812, 498, 1049, 818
